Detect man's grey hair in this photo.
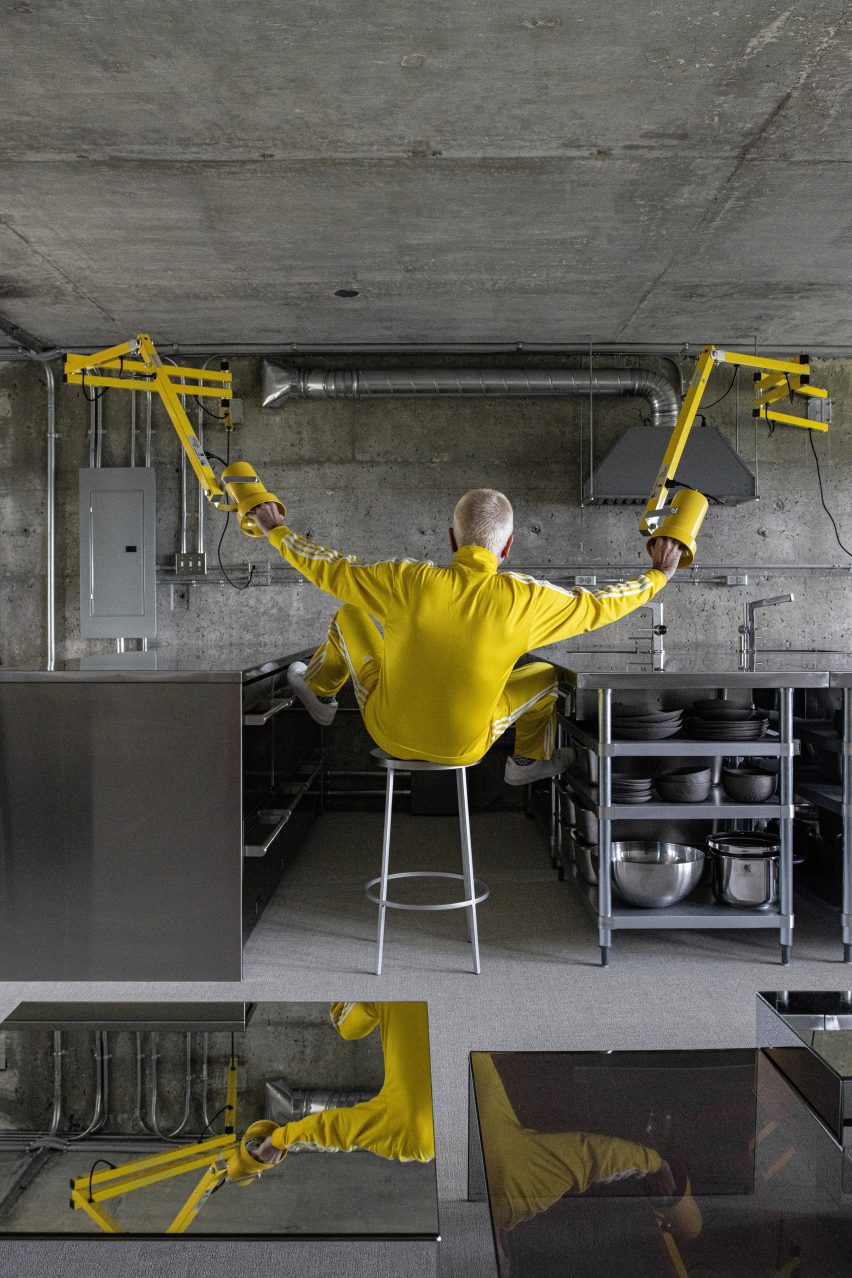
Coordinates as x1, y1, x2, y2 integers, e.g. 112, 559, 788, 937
452, 489, 514, 557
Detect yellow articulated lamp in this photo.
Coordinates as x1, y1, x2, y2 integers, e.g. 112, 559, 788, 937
641, 345, 830, 567
64, 333, 285, 536
69, 1052, 280, 1235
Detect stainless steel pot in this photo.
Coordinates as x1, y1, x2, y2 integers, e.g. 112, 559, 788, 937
707, 832, 780, 909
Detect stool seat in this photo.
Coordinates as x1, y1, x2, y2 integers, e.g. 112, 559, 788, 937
370, 748, 470, 773
366, 748, 489, 974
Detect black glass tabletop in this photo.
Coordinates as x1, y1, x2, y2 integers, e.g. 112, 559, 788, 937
470, 1047, 852, 1278
0, 1001, 438, 1241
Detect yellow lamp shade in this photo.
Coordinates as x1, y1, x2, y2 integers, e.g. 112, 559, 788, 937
647, 488, 708, 569
220, 462, 286, 537
225, 1119, 280, 1182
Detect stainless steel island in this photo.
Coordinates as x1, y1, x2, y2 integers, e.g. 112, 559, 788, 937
533, 646, 829, 966
0, 650, 322, 981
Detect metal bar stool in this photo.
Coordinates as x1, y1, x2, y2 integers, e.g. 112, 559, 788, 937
364, 751, 490, 974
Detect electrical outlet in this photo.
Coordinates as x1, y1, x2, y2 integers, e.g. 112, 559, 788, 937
175, 552, 207, 576
573, 574, 598, 586
807, 396, 832, 425
726, 573, 749, 586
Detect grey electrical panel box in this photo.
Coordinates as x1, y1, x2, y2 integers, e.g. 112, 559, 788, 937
79, 468, 157, 639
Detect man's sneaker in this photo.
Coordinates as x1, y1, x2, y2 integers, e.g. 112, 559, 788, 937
504, 746, 575, 787
287, 661, 338, 726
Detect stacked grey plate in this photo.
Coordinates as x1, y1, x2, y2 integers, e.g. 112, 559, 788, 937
611, 705, 683, 741
685, 703, 769, 741
611, 774, 653, 803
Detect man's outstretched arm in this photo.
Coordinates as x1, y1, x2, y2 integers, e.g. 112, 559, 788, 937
253, 502, 404, 617
525, 537, 681, 648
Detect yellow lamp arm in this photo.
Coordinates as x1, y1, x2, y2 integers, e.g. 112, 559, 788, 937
64, 334, 286, 537
639, 345, 830, 569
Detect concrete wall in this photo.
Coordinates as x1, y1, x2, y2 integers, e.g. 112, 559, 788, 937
1, 354, 851, 669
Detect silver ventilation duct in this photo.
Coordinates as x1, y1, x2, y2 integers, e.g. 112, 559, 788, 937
261, 360, 756, 505
262, 361, 679, 428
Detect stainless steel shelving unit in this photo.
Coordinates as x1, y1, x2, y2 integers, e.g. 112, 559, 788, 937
537, 650, 830, 967
828, 680, 852, 962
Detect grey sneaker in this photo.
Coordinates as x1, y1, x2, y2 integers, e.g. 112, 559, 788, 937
504, 746, 575, 787
287, 661, 338, 726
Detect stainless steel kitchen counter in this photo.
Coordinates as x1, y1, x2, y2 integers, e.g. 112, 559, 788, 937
0, 645, 320, 982
0, 647, 311, 683
533, 644, 830, 689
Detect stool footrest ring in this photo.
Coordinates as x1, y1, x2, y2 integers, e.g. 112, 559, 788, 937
365, 871, 490, 912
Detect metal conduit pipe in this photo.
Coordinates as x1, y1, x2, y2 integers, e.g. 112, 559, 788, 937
135, 1031, 156, 1135
200, 1032, 211, 1131
88, 396, 97, 468
144, 390, 153, 467
148, 1032, 193, 1142
44, 363, 57, 669
68, 1032, 107, 1142
48, 1031, 63, 1137
263, 366, 681, 428
130, 390, 137, 467
95, 395, 104, 468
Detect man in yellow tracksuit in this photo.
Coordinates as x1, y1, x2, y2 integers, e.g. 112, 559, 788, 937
253, 489, 680, 782
253, 1001, 434, 1166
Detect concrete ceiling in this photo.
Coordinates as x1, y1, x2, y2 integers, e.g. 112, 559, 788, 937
0, 0, 849, 350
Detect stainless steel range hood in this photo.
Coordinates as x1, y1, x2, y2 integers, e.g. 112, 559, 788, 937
584, 423, 757, 506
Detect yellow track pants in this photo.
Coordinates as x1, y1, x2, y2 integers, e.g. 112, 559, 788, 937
305, 604, 559, 761
472, 1054, 662, 1232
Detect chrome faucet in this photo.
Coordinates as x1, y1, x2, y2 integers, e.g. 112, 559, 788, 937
629, 599, 667, 669
738, 594, 794, 659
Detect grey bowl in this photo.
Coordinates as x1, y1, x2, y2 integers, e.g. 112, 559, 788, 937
575, 806, 598, 843
654, 766, 712, 803
721, 767, 777, 803
610, 841, 705, 908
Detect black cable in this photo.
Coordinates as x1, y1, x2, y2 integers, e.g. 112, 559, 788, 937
701, 366, 739, 412
87, 1158, 116, 1203
205, 451, 228, 467
198, 1106, 230, 1139
668, 476, 723, 506
191, 394, 230, 421
216, 430, 255, 590
809, 429, 852, 557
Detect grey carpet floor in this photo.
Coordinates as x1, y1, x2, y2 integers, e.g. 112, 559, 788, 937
1, 811, 848, 1276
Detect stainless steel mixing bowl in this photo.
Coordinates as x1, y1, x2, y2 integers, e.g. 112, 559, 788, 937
610, 841, 705, 908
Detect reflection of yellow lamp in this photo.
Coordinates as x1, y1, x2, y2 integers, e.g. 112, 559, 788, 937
226, 1119, 280, 1182
220, 462, 286, 537
646, 488, 708, 569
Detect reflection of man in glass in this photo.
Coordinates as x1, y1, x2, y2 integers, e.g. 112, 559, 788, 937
473, 1054, 701, 1271
255, 1002, 434, 1164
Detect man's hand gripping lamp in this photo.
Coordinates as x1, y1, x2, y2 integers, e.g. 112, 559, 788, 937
640, 346, 830, 568
64, 334, 285, 536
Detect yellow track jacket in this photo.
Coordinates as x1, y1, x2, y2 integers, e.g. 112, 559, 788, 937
270, 1001, 434, 1162
268, 525, 666, 766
